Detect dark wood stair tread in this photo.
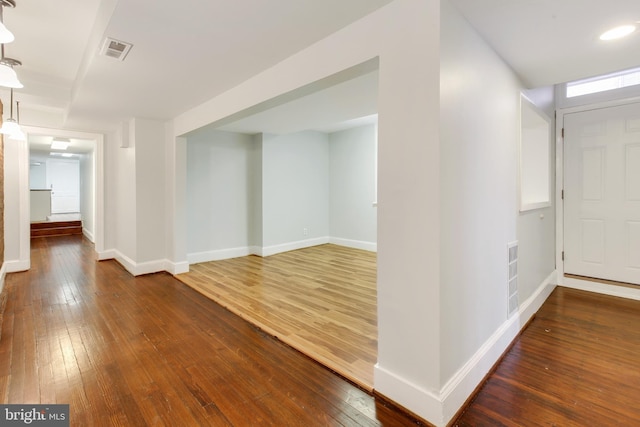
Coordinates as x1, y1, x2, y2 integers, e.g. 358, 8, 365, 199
30, 220, 82, 238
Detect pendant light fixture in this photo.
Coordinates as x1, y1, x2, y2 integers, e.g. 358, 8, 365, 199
0, 44, 21, 88
0, 0, 15, 44
10, 98, 25, 140
0, 0, 21, 89
0, 86, 22, 136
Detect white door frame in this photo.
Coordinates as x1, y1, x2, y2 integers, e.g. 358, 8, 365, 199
21, 126, 105, 261
556, 96, 640, 300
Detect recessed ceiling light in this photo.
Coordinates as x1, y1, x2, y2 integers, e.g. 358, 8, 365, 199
600, 24, 637, 41
51, 138, 70, 150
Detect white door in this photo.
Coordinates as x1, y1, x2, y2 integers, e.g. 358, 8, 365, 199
46, 158, 80, 214
564, 102, 640, 285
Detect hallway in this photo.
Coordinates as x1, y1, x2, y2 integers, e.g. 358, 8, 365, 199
0, 236, 422, 426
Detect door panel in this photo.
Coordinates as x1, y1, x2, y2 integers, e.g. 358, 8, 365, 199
46, 159, 80, 214
564, 102, 640, 285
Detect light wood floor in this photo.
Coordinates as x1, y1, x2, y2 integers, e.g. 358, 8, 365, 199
175, 244, 377, 390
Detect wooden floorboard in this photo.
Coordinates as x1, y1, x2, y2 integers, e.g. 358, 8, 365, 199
175, 244, 378, 390
0, 236, 424, 426
453, 286, 640, 426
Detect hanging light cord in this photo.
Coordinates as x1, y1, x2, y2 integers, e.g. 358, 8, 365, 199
8, 86, 14, 119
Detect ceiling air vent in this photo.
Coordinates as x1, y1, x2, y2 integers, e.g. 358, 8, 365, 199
100, 37, 133, 61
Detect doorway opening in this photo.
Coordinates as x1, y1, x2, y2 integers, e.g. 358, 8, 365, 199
178, 62, 380, 388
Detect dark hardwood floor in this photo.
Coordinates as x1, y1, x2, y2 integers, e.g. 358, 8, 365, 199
454, 286, 640, 426
5, 236, 638, 426
0, 236, 423, 426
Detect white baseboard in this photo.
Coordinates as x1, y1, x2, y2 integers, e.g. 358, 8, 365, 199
562, 276, 640, 301
98, 249, 189, 276
0, 263, 5, 294
166, 260, 189, 275
329, 237, 377, 252
374, 365, 445, 425
186, 237, 375, 263
375, 270, 557, 427
96, 249, 117, 261
115, 252, 169, 276
4, 259, 30, 273
114, 251, 137, 275
82, 228, 95, 243
439, 270, 556, 423
187, 246, 253, 264
261, 236, 330, 257
134, 259, 170, 276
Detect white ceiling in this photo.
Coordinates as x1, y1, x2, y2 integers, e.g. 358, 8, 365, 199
215, 70, 379, 135
2, 0, 640, 142
2, 0, 392, 134
450, 0, 640, 88
29, 135, 95, 162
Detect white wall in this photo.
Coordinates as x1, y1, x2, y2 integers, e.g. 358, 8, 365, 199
329, 124, 377, 250
440, 0, 519, 382
80, 151, 95, 241
438, 1, 556, 418
112, 124, 137, 264
3, 137, 30, 272
249, 134, 263, 248
186, 130, 254, 261
102, 118, 168, 272
29, 162, 46, 189
172, 0, 443, 423
101, 131, 117, 253
134, 118, 167, 264
262, 131, 330, 247
185, 125, 377, 261
518, 86, 556, 305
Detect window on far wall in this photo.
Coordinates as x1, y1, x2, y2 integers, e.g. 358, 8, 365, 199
566, 67, 640, 98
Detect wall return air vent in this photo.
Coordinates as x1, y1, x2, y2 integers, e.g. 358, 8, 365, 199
100, 37, 133, 61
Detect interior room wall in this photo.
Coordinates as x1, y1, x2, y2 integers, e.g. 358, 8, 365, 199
112, 124, 137, 264
172, 0, 445, 422
439, 0, 556, 407
185, 124, 377, 261
329, 124, 377, 250
249, 134, 264, 249
134, 118, 167, 265
80, 151, 95, 241
29, 162, 46, 189
186, 129, 254, 262
262, 131, 330, 249
0, 134, 4, 285
518, 85, 556, 308
2, 137, 29, 273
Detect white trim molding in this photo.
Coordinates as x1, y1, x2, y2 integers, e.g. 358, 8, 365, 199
0, 263, 5, 293
375, 270, 557, 426
83, 228, 95, 243
113, 251, 169, 276
97, 249, 189, 276
260, 237, 330, 257
165, 260, 189, 275
329, 237, 377, 252
187, 246, 253, 264
561, 276, 640, 301
4, 259, 30, 274
96, 249, 117, 261
187, 237, 375, 264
